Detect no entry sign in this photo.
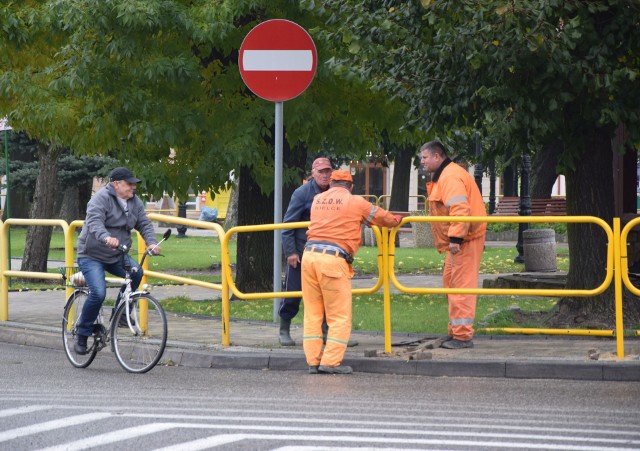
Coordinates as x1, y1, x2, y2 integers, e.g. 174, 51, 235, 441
239, 19, 317, 102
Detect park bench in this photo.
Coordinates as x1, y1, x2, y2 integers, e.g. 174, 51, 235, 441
492, 197, 566, 216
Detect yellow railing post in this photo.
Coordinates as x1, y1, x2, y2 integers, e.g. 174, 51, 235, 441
614, 218, 624, 358
138, 233, 147, 286
220, 228, 233, 346
382, 225, 392, 354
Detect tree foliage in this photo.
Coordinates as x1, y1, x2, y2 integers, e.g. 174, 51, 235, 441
307, 0, 640, 160
1, 0, 417, 291
305, 0, 640, 325
1, 0, 411, 200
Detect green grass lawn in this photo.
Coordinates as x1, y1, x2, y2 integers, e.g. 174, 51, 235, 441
160, 294, 559, 334
6, 227, 568, 332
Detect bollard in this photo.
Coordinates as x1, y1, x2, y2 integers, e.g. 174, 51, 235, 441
523, 228, 557, 272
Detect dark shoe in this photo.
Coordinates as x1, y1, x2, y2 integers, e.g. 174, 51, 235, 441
74, 334, 88, 355
308, 366, 319, 374
347, 339, 359, 347
118, 315, 136, 328
318, 365, 353, 374
441, 335, 453, 343
441, 339, 474, 349
279, 318, 295, 346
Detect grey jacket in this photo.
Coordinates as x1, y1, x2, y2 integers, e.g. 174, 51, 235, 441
77, 183, 157, 264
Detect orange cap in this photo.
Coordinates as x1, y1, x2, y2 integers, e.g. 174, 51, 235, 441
330, 170, 353, 182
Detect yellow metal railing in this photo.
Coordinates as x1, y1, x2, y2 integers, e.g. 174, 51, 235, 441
0, 213, 637, 357
388, 215, 620, 355
144, 213, 230, 344
222, 222, 385, 300
1, 218, 70, 321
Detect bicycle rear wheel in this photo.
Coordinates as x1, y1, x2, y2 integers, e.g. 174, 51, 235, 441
62, 290, 99, 368
111, 294, 167, 373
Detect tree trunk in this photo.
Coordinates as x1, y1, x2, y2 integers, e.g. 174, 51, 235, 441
57, 185, 80, 223
234, 165, 274, 294
20, 142, 61, 277
388, 144, 413, 212
552, 127, 640, 327
222, 186, 238, 231
530, 140, 562, 198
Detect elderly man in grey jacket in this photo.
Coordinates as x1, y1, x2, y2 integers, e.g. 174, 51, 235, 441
74, 167, 159, 355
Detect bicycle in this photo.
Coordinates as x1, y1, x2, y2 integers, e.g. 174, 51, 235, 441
61, 229, 171, 373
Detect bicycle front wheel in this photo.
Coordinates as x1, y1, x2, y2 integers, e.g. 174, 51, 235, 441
111, 294, 167, 373
62, 289, 99, 368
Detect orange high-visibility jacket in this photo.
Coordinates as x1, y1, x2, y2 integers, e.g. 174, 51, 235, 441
427, 160, 487, 253
307, 186, 399, 256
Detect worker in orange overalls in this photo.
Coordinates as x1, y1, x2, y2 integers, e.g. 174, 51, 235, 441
302, 170, 400, 374
420, 140, 487, 349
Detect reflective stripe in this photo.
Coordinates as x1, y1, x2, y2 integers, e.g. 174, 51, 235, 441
450, 317, 474, 326
364, 206, 377, 226
446, 195, 468, 207
303, 335, 324, 341
326, 336, 349, 346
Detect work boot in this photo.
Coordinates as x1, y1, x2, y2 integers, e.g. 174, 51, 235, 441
118, 315, 136, 328
440, 338, 474, 349
74, 334, 88, 355
318, 365, 353, 374
279, 318, 295, 346
308, 365, 320, 374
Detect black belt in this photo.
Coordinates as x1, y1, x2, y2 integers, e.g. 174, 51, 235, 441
304, 245, 353, 263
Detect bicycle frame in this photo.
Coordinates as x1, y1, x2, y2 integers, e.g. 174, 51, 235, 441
117, 228, 171, 334
62, 228, 171, 372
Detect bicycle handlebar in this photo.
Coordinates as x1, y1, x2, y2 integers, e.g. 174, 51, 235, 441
105, 229, 172, 269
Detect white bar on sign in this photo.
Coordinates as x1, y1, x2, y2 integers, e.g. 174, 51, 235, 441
243, 50, 313, 71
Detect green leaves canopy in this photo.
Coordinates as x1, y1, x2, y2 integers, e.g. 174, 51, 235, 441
0, 0, 411, 199
306, 0, 640, 167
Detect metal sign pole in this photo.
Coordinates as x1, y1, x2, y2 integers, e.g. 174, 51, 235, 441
273, 101, 283, 322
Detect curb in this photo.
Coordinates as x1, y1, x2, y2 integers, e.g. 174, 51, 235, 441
1, 324, 638, 381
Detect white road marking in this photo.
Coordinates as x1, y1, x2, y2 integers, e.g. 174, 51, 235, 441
0, 413, 110, 443
242, 50, 313, 71
146, 430, 640, 451
41, 423, 176, 451
0, 405, 52, 418
154, 433, 249, 451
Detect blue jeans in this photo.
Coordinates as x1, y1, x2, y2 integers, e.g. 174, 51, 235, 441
76, 256, 143, 337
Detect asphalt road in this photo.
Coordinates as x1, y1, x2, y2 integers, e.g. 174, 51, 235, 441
2, 342, 640, 450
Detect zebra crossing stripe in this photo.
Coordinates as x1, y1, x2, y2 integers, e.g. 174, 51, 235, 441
0, 413, 111, 443
41, 423, 176, 451
0, 405, 52, 418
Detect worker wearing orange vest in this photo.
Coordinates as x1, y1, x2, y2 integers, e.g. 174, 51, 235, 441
420, 140, 487, 349
302, 170, 400, 374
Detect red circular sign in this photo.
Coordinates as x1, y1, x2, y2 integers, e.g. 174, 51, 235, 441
239, 20, 317, 102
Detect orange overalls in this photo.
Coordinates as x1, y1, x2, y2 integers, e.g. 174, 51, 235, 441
302, 186, 399, 367
427, 160, 487, 341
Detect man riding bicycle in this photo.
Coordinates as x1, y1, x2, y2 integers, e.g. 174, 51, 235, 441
74, 167, 160, 355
